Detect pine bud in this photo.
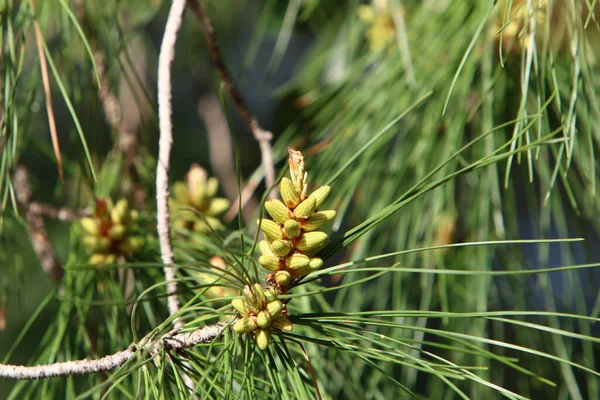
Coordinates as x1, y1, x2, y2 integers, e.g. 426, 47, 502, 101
88, 253, 107, 265
197, 216, 221, 231
128, 210, 139, 222
190, 186, 207, 208
303, 210, 336, 231
257, 219, 282, 242
266, 300, 284, 318
265, 200, 292, 224
110, 209, 124, 225
193, 220, 208, 233
258, 240, 275, 257
115, 199, 129, 215
206, 198, 230, 216
259, 255, 281, 271
309, 257, 324, 271
255, 328, 271, 350
172, 182, 189, 203
84, 236, 111, 252
271, 240, 292, 257
296, 231, 328, 256
205, 177, 220, 198
233, 316, 257, 333
256, 310, 272, 328
109, 224, 126, 241
253, 284, 267, 309
275, 271, 292, 286
231, 298, 249, 315
111, 200, 128, 224
80, 218, 100, 235
286, 254, 310, 271
271, 316, 293, 332
242, 286, 256, 307
280, 178, 300, 208
283, 220, 301, 239
293, 196, 316, 218
308, 185, 331, 208
119, 237, 143, 254
265, 289, 278, 303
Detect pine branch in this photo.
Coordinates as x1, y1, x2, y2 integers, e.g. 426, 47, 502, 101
186, 0, 276, 195
157, 0, 187, 330
0, 322, 228, 380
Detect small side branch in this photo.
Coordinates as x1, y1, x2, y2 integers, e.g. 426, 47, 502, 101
0, 322, 227, 380
186, 0, 276, 194
29, 202, 88, 221
13, 166, 63, 283
156, 0, 187, 329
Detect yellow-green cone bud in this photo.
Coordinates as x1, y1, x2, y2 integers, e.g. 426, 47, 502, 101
204, 216, 222, 230
271, 240, 292, 257
109, 224, 126, 241
303, 210, 336, 231
233, 316, 258, 333
259, 240, 275, 257
296, 231, 328, 256
193, 220, 208, 233
190, 186, 207, 208
266, 300, 283, 318
253, 284, 267, 309
206, 198, 230, 216
88, 253, 107, 265
242, 285, 254, 299
308, 185, 331, 208
115, 199, 129, 214
265, 289, 278, 302
172, 218, 187, 230
111, 209, 124, 225
80, 218, 100, 235
257, 219, 282, 242
271, 316, 293, 332
283, 220, 301, 239
242, 286, 258, 312
309, 257, 324, 271
293, 196, 316, 218
286, 254, 310, 270
83, 236, 98, 249
255, 328, 271, 350
280, 178, 300, 208
110, 199, 128, 224
275, 271, 292, 286
265, 200, 292, 224
84, 236, 111, 252
172, 182, 188, 203
129, 210, 139, 222
256, 310, 272, 328
205, 177, 219, 198
259, 255, 281, 271
119, 237, 143, 255
231, 298, 249, 315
